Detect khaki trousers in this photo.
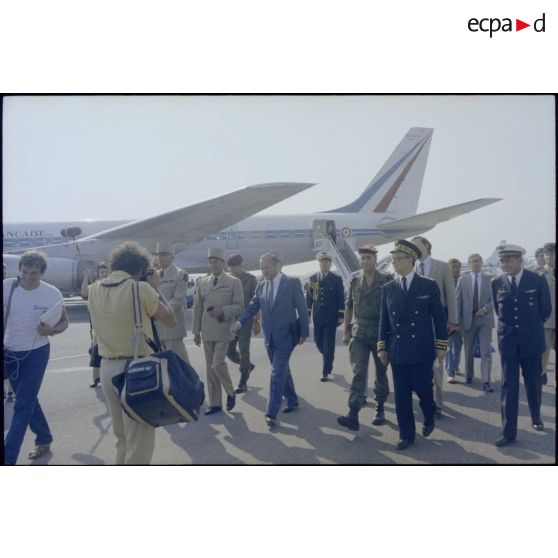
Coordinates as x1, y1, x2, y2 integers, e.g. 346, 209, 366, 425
433, 360, 444, 409
100, 359, 155, 465
162, 338, 191, 365
542, 328, 556, 378
203, 340, 234, 407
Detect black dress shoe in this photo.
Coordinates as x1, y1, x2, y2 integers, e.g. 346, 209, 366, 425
495, 435, 515, 447
532, 422, 544, 431
465, 377, 473, 384
483, 382, 494, 393
395, 439, 414, 450
320, 376, 328, 382
89, 378, 100, 388
337, 415, 359, 431
422, 422, 435, 438
282, 404, 299, 413
234, 383, 247, 394
265, 415, 276, 428
226, 394, 236, 411
204, 406, 222, 415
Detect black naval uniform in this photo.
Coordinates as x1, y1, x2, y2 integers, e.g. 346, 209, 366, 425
491, 269, 551, 440
306, 271, 345, 378
378, 273, 448, 443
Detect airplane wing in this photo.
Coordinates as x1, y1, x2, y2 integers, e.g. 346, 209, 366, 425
376, 198, 502, 231
85, 182, 316, 246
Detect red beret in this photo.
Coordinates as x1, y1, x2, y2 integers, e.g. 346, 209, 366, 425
227, 253, 243, 266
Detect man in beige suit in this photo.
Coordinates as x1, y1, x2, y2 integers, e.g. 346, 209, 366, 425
412, 236, 458, 417
539, 242, 555, 387
155, 242, 190, 365
193, 248, 244, 415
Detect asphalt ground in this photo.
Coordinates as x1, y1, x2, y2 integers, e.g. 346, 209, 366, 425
3, 302, 556, 465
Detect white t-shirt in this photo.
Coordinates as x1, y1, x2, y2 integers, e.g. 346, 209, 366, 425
3, 279, 64, 351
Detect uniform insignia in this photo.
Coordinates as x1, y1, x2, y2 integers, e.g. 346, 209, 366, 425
416, 295, 430, 299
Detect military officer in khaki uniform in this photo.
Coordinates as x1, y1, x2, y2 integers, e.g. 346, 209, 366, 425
226, 253, 259, 393
337, 244, 392, 432
193, 248, 244, 415
154, 242, 190, 365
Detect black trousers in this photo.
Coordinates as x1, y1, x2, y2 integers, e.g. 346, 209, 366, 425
392, 361, 436, 442
314, 323, 337, 376
500, 352, 542, 440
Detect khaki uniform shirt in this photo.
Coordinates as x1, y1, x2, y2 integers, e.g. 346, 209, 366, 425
192, 272, 244, 342
347, 270, 391, 342
157, 263, 188, 340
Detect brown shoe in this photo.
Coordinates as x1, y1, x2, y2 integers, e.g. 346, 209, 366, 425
28, 444, 51, 460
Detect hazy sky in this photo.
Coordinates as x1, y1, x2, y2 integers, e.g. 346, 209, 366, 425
2, 95, 555, 271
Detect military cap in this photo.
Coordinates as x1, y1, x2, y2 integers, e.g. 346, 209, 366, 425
227, 253, 243, 266
316, 251, 332, 261
390, 239, 421, 261
357, 243, 378, 255
543, 242, 555, 253
207, 247, 225, 261
497, 243, 526, 257
156, 241, 174, 255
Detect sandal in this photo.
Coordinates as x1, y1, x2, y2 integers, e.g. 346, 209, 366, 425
28, 444, 51, 460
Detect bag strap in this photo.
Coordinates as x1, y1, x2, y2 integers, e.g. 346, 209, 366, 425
131, 281, 161, 359
3, 278, 20, 333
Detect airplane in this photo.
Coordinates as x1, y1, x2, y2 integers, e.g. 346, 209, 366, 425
3, 127, 502, 294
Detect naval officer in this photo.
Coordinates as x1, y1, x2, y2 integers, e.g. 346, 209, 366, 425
155, 242, 191, 365
491, 244, 551, 446
378, 240, 448, 450
193, 248, 244, 415
306, 251, 345, 382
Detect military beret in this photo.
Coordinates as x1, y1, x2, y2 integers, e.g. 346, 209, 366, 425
156, 242, 174, 255
207, 247, 225, 261
227, 253, 243, 266
357, 243, 378, 255
543, 242, 555, 253
497, 243, 525, 257
390, 239, 421, 261
316, 251, 332, 261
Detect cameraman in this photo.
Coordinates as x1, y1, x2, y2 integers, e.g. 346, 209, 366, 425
88, 241, 176, 465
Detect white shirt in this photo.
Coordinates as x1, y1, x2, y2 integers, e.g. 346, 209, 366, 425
265, 272, 283, 304
507, 269, 524, 288
3, 279, 64, 351
399, 270, 416, 291
417, 256, 432, 277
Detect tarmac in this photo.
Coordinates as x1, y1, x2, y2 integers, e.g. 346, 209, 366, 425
3, 301, 556, 465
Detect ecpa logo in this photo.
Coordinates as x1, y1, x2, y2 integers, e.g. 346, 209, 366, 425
468, 13, 546, 37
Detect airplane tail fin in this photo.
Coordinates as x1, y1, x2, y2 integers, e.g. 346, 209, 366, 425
326, 127, 434, 214
484, 240, 507, 266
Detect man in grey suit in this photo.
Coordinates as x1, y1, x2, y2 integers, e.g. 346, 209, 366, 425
412, 236, 458, 417
456, 254, 495, 392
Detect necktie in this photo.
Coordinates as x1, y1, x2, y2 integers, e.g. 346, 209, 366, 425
160, 269, 164, 279
402, 276, 407, 295
267, 279, 274, 307
473, 274, 479, 313
511, 275, 517, 295
213, 276, 218, 287
419, 262, 425, 276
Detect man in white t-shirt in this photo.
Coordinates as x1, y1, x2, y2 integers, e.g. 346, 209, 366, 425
3, 251, 69, 465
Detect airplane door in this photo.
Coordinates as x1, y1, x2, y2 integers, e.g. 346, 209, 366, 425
227, 226, 238, 249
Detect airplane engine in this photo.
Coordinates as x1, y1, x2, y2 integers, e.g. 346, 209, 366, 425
2, 254, 96, 295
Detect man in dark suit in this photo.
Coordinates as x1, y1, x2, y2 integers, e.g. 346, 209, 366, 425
232, 252, 309, 428
306, 251, 345, 382
491, 244, 551, 446
378, 240, 448, 450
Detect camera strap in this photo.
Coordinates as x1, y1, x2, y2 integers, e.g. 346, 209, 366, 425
131, 281, 161, 359
3, 278, 19, 334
